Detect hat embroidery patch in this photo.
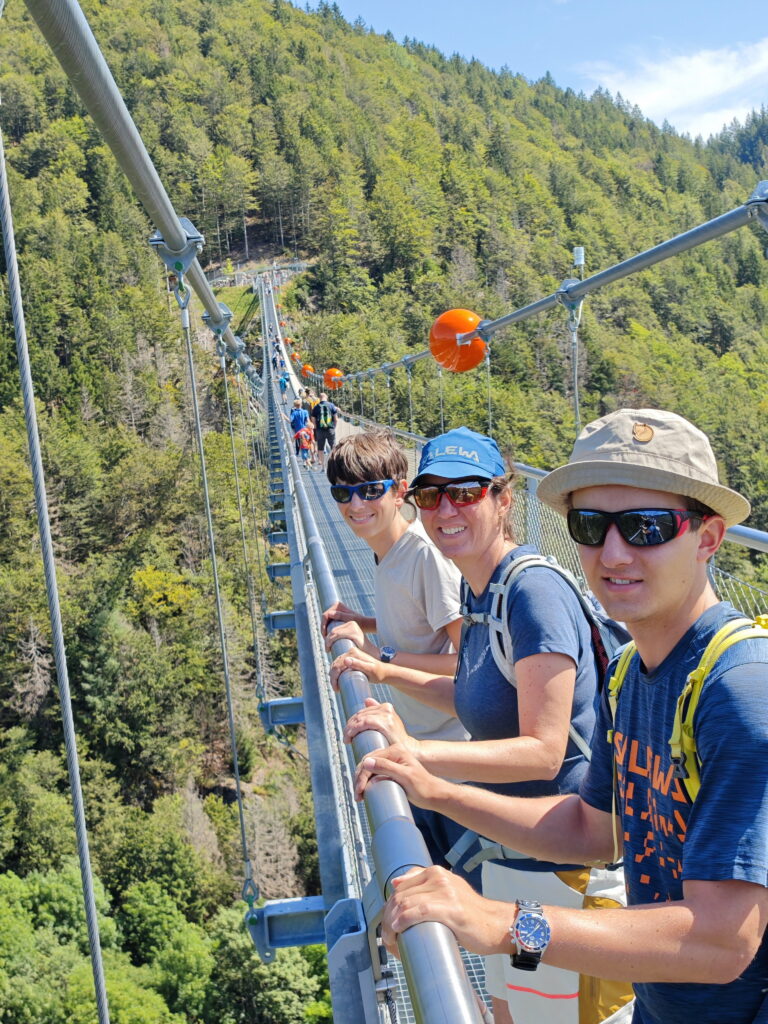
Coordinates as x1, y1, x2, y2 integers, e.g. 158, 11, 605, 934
632, 423, 654, 443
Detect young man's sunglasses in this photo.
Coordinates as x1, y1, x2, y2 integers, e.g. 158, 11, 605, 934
567, 508, 709, 548
408, 480, 490, 510
330, 479, 395, 503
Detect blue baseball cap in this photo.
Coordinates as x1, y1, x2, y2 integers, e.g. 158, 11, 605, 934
412, 427, 506, 484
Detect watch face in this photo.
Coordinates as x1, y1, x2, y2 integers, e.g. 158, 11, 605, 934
515, 912, 551, 953
380, 646, 396, 663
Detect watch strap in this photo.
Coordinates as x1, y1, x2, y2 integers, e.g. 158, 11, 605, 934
511, 948, 542, 971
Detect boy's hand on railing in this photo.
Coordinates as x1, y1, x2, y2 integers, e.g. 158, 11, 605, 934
321, 599, 361, 635
330, 647, 387, 691
324, 619, 376, 656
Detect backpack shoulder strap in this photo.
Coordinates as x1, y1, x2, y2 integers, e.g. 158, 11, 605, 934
488, 553, 601, 758
669, 616, 768, 802
606, 641, 638, 742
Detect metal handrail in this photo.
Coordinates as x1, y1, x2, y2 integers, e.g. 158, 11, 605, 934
264, 290, 483, 1024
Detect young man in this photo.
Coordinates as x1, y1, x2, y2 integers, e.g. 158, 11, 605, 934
357, 409, 768, 1024
311, 392, 339, 470
322, 430, 481, 883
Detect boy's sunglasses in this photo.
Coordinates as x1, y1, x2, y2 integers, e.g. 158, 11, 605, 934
330, 479, 395, 503
567, 508, 708, 548
408, 480, 490, 510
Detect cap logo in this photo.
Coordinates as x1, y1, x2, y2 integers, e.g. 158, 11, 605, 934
427, 445, 480, 463
632, 422, 654, 443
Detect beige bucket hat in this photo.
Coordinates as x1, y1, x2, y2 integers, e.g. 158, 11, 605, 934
536, 408, 750, 527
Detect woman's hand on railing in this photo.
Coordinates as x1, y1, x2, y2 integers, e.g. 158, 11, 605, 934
344, 698, 419, 753
354, 742, 441, 806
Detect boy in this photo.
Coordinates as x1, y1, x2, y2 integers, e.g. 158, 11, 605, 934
322, 429, 480, 882
294, 423, 313, 469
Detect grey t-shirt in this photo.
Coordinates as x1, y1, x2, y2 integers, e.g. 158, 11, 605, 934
375, 519, 468, 742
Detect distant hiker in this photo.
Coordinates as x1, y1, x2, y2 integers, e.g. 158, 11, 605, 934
278, 373, 289, 403
289, 398, 308, 453
294, 425, 313, 469
311, 392, 338, 470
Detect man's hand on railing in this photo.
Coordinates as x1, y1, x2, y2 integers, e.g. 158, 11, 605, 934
381, 866, 510, 960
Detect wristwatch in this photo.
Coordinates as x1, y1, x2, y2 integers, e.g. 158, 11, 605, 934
380, 645, 397, 663
510, 899, 551, 971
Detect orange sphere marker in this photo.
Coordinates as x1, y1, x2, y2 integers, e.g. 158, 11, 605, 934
302, 363, 314, 378
429, 308, 487, 372
324, 367, 344, 390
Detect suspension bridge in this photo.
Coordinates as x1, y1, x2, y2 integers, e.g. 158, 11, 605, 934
3, 0, 768, 1022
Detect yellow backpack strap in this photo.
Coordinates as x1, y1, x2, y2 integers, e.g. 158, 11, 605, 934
604, 641, 636, 864
606, 641, 636, 743
669, 616, 768, 803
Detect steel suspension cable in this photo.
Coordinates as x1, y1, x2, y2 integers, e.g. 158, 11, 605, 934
0, 126, 111, 1024
23, 0, 260, 388
220, 352, 260, 672
406, 364, 414, 433
234, 377, 268, 607
232, 378, 272, 718
485, 348, 493, 436
179, 304, 257, 908
437, 365, 445, 433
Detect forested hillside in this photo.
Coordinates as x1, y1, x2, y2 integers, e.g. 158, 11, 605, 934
2, 0, 768, 1019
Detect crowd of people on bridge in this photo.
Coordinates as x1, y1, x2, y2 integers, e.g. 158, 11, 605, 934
318, 409, 768, 1024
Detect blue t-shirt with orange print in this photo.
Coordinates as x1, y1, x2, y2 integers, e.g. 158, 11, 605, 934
580, 602, 768, 1023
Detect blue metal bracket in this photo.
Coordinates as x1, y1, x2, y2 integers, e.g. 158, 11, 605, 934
268, 509, 286, 523
267, 562, 291, 580
265, 609, 295, 632
259, 696, 305, 731
362, 876, 387, 984
245, 896, 326, 963
246, 897, 383, 1021
326, 898, 389, 1023
267, 531, 288, 546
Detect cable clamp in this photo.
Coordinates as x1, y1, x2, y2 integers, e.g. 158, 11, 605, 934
747, 180, 768, 233
557, 277, 584, 329
202, 303, 233, 337
149, 218, 204, 309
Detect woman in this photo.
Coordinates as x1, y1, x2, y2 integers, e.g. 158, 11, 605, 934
332, 427, 632, 1024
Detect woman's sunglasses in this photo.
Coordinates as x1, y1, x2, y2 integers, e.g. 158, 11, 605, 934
330, 479, 395, 503
567, 508, 708, 548
408, 480, 490, 510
